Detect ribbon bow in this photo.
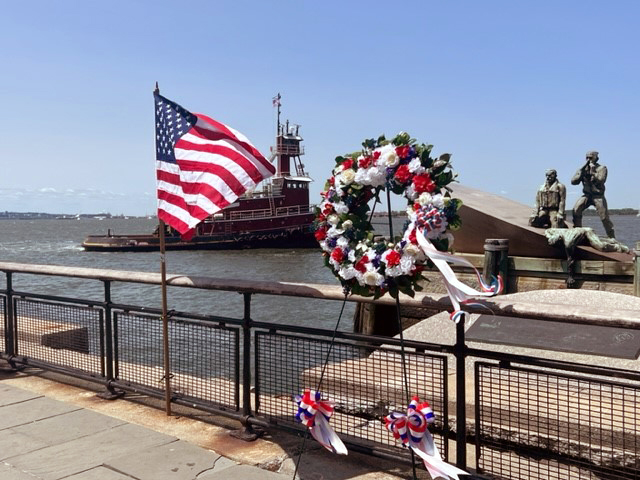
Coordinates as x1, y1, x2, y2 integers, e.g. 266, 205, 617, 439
385, 396, 468, 480
414, 215, 503, 323
294, 389, 347, 455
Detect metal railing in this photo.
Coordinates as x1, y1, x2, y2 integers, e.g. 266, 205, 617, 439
1, 261, 639, 479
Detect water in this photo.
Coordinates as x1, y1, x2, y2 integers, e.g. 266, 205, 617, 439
0, 215, 638, 331
0, 218, 356, 330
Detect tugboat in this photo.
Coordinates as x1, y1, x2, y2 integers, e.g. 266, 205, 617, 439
82, 107, 317, 252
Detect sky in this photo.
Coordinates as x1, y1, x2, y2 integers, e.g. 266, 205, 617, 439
0, 1, 638, 216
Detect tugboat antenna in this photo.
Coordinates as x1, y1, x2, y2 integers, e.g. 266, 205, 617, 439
273, 93, 281, 134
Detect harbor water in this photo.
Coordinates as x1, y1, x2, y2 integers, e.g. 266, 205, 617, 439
0, 215, 638, 332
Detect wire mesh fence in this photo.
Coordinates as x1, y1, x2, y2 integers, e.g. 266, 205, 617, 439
114, 311, 240, 411
255, 331, 448, 459
476, 362, 640, 480
14, 297, 104, 376
2, 269, 640, 478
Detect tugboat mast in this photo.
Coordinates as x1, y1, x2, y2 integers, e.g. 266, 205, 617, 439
272, 94, 307, 178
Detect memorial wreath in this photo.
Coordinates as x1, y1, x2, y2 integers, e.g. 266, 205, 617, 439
314, 132, 462, 299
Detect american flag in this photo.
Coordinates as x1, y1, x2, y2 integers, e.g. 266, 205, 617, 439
154, 93, 275, 239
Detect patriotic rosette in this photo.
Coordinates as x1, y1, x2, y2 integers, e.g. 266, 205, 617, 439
385, 396, 468, 480
314, 133, 462, 299
294, 389, 347, 455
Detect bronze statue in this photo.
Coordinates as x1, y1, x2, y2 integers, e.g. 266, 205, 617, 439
546, 227, 629, 288
529, 169, 567, 228
571, 151, 615, 238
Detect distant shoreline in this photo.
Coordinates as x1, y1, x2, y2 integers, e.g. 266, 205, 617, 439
373, 208, 639, 218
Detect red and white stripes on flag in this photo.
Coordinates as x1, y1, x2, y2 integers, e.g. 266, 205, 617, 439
154, 93, 275, 239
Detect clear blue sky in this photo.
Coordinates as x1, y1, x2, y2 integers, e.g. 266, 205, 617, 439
1, 1, 638, 215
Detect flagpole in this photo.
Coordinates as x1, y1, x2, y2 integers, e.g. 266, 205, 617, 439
155, 82, 172, 416
159, 220, 172, 415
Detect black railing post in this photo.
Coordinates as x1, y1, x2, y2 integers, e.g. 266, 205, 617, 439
455, 313, 468, 470
231, 292, 260, 440
5, 271, 16, 358
97, 280, 123, 400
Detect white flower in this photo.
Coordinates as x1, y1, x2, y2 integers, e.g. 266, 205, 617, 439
339, 168, 356, 185
327, 226, 344, 238
327, 214, 340, 225
339, 267, 358, 280
399, 254, 415, 274
355, 167, 387, 188
363, 270, 384, 286
380, 145, 399, 168
431, 194, 445, 209
385, 265, 404, 277
404, 243, 421, 257
342, 220, 353, 230
418, 193, 433, 206
337, 236, 349, 248
368, 169, 387, 187
408, 158, 424, 174
333, 202, 349, 214
404, 184, 417, 201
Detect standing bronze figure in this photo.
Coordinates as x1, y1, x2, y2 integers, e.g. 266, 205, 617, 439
571, 151, 615, 238
529, 169, 567, 228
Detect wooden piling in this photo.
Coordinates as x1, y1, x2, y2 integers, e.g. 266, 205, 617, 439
483, 239, 509, 293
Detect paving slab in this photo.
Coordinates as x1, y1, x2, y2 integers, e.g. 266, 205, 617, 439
0, 395, 80, 430
198, 463, 292, 479
0, 428, 49, 460
105, 440, 223, 480
6, 423, 176, 480
0, 383, 42, 406
64, 466, 140, 480
0, 461, 41, 480
12, 407, 126, 446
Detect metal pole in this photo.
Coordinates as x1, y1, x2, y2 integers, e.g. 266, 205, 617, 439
230, 292, 258, 440
97, 280, 124, 400
5, 272, 15, 357
634, 241, 640, 297
455, 314, 467, 470
159, 220, 172, 415
386, 189, 418, 480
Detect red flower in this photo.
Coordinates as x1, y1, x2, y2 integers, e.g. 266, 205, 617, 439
331, 248, 345, 263
314, 228, 327, 241
358, 156, 373, 168
394, 164, 411, 184
386, 250, 401, 267
395, 146, 410, 159
342, 158, 354, 170
372, 151, 381, 160
323, 204, 334, 215
355, 256, 368, 273
408, 229, 418, 244
413, 173, 437, 194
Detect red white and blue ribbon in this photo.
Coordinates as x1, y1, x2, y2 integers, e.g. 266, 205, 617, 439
385, 396, 468, 480
414, 219, 502, 322
295, 389, 347, 455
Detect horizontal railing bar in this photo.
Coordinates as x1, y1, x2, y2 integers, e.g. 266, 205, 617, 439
110, 303, 243, 327
469, 349, 640, 382
252, 321, 455, 354
2, 261, 639, 329
11, 290, 106, 308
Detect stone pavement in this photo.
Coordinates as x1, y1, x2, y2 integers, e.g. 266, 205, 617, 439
0, 368, 416, 480
0, 382, 290, 480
